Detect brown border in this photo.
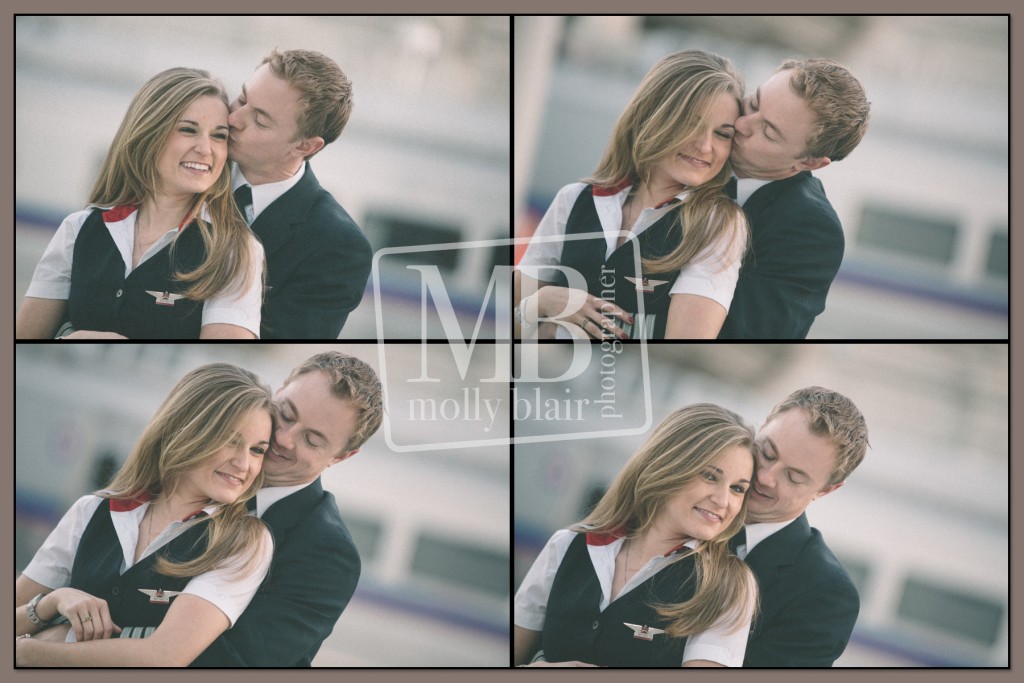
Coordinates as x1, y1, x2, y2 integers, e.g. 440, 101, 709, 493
7, 2, 1018, 683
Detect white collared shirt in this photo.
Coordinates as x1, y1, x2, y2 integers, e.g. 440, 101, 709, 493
518, 182, 745, 313
25, 206, 264, 336
22, 494, 273, 628
232, 162, 305, 225
252, 479, 318, 519
733, 518, 800, 560
513, 528, 756, 667
734, 177, 773, 207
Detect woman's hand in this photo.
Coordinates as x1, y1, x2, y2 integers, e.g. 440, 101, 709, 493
60, 330, 128, 339
535, 286, 633, 340
47, 588, 121, 641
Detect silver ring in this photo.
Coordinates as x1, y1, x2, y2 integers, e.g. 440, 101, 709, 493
581, 319, 594, 332
80, 615, 93, 623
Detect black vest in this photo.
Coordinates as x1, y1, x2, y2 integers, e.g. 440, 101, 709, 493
541, 533, 697, 667
68, 209, 206, 339
67, 500, 210, 636
554, 186, 685, 339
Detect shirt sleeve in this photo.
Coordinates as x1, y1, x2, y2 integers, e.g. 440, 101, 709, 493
512, 528, 577, 632
681, 566, 757, 666
21, 495, 103, 589
200, 235, 264, 336
669, 210, 747, 311
182, 525, 273, 627
23, 210, 94, 300
517, 183, 588, 282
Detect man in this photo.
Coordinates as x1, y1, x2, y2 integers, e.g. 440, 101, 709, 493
229, 49, 372, 339
732, 386, 869, 667
191, 351, 383, 666
719, 59, 870, 339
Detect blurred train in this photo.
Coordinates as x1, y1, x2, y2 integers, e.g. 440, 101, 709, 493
14, 345, 509, 666
516, 58, 1007, 339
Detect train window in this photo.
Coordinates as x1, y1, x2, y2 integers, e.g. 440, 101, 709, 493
342, 513, 384, 563
857, 205, 959, 267
365, 211, 463, 272
984, 228, 1008, 279
410, 532, 509, 598
896, 575, 1003, 647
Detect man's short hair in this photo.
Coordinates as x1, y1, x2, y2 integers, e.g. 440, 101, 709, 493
262, 48, 353, 157
765, 386, 869, 486
283, 351, 383, 452
776, 58, 870, 162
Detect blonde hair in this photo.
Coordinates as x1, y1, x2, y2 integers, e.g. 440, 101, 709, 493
89, 67, 260, 301
776, 58, 870, 162
101, 363, 273, 578
574, 403, 758, 637
262, 49, 353, 159
766, 386, 869, 486
586, 49, 748, 274
282, 351, 383, 452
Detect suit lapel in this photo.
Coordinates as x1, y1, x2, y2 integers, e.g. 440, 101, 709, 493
250, 162, 321, 258
743, 171, 810, 224
743, 513, 812, 587
261, 478, 325, 533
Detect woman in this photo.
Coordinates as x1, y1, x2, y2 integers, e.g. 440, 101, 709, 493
15, 363, 274, 666
15, 68, 264, 339
513, 404, 758, 667
514, 50, 747, 340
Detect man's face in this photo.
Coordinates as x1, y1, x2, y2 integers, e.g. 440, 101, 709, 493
263, 370, 359, 487
227, 64, 309, 183
730, 70, 827, 180
746, 408, 842, 523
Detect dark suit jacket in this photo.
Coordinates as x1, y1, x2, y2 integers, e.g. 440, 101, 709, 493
251, 163, 372, 339
190, 479, 361, 667
742, 513, 859, 667
718, 172, 844, 339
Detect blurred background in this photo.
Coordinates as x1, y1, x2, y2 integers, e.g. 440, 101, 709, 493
15, 16, 510, 339
514, 344, 1008, 666
514, 16, 1008, 338
15, 344, 509, 666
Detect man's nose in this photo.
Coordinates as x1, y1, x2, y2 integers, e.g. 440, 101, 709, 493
756, 462, 775, 487
733, 115, 752, 138
227, 107, 242, 131
274, 422, 294, 449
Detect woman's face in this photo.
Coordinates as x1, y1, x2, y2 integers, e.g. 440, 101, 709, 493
155, 95, 230, 199
180, 409, 271, 505
648, 91, 739, 195
660, 444, 753, 541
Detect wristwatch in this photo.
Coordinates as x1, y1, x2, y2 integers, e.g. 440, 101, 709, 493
26, 593, 50, 627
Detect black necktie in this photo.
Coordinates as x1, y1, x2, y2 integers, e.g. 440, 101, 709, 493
234, 184, 253, 219
728, 526, 747, 553
724, 176, 738, 200
244, 496, 257, 513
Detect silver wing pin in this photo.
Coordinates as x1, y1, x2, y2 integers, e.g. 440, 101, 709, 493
623, 276, 669, 293
623, 622, 666, 641
145, 291, 186, 307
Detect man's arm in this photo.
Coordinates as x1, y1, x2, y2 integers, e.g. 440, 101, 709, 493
719, 211, 843, 339
262, 232, 371, 339
190, 517, 360, 667
744, 572, 858, 667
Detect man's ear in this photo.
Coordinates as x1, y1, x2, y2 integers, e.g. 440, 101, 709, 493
296, 135, 325, 159
330, 448, 359, 467
798, 156, 831, 172
813, 480, 844, 502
